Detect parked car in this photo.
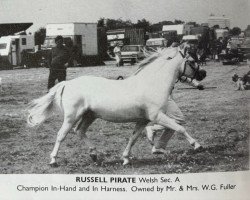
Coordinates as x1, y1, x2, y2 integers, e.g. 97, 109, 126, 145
238, 37, 250, 60
120, 45, 145, 65
146, 38, 167, 51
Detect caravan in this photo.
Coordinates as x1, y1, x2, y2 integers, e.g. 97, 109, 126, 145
0, 35, 34, 69
41, 23, 106, 66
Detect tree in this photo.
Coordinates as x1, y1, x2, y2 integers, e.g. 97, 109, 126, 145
149, 21, 174, 32
101, 18, 133, 30
97, 18, 105, 27
173, 19, 185, 24
134, 18, 150, 32
213, 24, 220, 29
34, 27, 46, 45
230, 27, 241, 36
186, 21, 200, 27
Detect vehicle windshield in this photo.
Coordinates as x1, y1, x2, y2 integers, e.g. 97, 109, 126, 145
242, 39, 250, 47
0, 43, 7, 49
122, 46, 139, 52
146, 40, 163, 46
184, 40, 198, 45
43, 38, 56, 48
230, 38, 244, 46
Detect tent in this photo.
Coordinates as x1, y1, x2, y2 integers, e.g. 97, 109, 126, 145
0, 23, 33, 37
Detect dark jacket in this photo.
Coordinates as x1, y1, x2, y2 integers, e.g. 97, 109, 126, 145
48, 45, 70, 70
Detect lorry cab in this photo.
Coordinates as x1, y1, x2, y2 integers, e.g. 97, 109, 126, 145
146, 38, 167, 51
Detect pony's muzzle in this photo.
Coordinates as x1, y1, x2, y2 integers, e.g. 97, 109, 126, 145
196, 69, 207, 81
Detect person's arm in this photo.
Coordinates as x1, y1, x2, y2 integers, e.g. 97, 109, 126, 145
64, 48, 73, 68
47, 49, 52, 68
180, 76, 204, 90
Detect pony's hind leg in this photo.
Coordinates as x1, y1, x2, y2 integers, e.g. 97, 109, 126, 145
74, 111, 97, 162
122, 121, 148, 165
50, 102, 88, 166
50, 118, 75, 166
154, 112, 202, 150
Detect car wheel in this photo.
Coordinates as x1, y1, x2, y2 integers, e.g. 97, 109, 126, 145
131, 59, 136, 65
120, 60, 124, 66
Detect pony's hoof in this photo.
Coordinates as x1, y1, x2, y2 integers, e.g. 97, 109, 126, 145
49, 162, 59, 168
152, 146, 169, 154
191, 141, 202, 150
193, 143, 203, 151
90, 154, 98, 162
123, 158, 130, 166
195, 145, 204, 152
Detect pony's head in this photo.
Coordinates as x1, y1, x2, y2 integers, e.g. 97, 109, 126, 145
178, 42, 207, 81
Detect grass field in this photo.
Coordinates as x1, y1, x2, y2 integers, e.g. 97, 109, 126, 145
0, 61, 249, 174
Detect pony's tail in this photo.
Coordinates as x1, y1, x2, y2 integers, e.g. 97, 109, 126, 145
27, 81, 66, 127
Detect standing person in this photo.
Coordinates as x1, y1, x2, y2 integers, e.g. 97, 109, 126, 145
145, 77, 205, 154
64, 38, 74, 67
47, 35, 71, 90
113, 43, 121, 67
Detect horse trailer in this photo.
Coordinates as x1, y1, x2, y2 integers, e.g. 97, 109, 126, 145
41, 23, 106, 66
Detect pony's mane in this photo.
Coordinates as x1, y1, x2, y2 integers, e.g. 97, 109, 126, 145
133, 47, 179, 75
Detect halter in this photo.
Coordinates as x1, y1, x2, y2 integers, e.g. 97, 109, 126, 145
176, 50, 200, 83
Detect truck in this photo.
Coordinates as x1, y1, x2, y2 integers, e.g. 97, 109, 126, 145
162, 24, 193, 45
182, 35, 199, 44
190, 26, 215, 51
0, 34, 34, 69
41, 23, 106, 66
162, 24, 193, 36
162, 30, 179, 46
106, 28, 145, 57
215, 29, 229, 39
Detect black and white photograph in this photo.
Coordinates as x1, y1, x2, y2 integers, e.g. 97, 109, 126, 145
0, 0, 249, 199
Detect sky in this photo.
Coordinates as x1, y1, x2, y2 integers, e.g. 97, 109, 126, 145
0, 0, 249, 33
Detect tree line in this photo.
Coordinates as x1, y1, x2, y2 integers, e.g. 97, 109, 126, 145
34, 18, 243, 45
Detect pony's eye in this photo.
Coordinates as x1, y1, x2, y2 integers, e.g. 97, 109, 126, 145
189, 60, 195, 64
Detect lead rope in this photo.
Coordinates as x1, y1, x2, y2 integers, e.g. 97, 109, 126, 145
176, 51, 187, 83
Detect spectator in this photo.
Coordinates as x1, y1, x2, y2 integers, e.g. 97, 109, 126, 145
47, 35, 71, 90
113, 43, 121, 67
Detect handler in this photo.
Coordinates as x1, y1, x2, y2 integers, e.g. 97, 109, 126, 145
47, 35, 71, 90
113, 43, 121, 67
146, 76, 205, 154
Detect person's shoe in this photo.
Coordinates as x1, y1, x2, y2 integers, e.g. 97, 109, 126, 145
145, 127, 155, 145
152, 146, 169, 154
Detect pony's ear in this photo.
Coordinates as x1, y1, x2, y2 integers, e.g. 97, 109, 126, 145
178, 42, 189, 57
179, 43, 185, 50
184, 46, 188, 57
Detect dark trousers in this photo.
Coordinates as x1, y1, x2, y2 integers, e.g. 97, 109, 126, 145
47, 69, 66, 90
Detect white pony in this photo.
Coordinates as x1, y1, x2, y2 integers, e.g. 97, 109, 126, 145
0, 77, 2, 91
27, 43, 206, 166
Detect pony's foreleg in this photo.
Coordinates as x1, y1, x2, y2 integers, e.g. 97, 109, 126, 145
154, 112, 202, 150
122, 121, 148, 165
50, 119, 74, 165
